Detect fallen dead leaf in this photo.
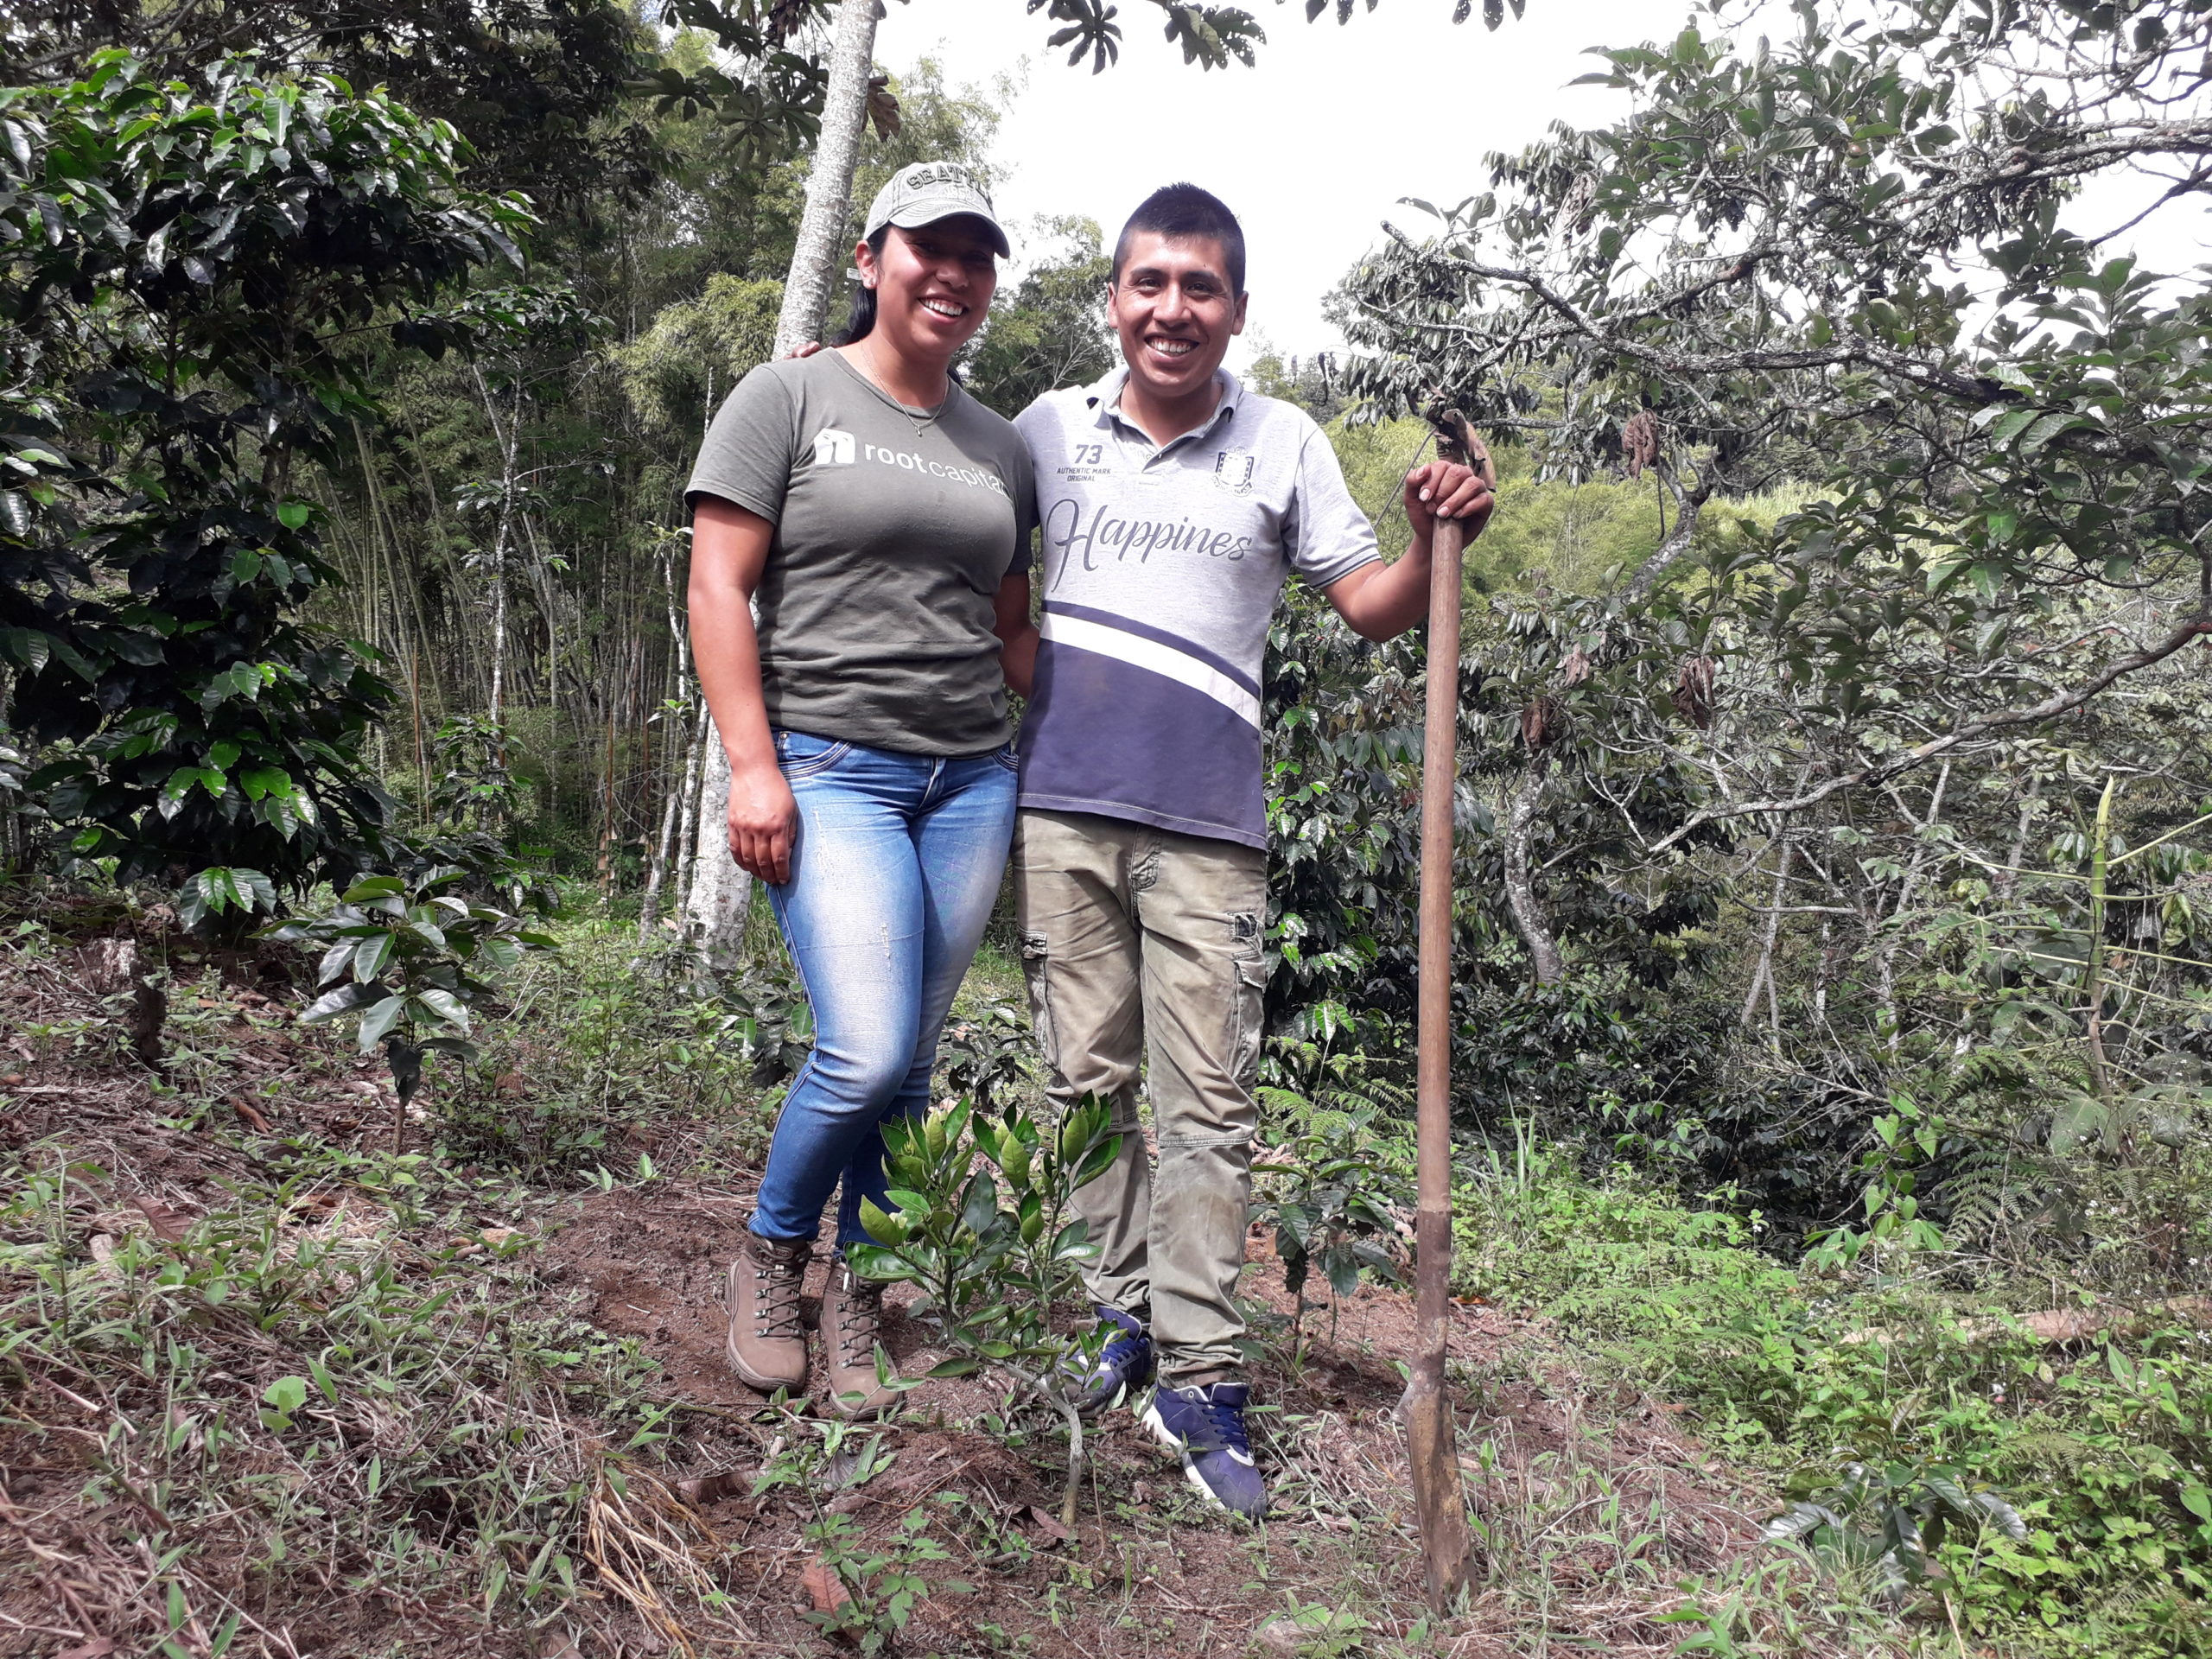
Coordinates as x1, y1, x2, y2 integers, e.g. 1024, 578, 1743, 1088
0, 1073, 23, 1087
88, 1234, 117, 1266
58, 1641, 117, 1659
675, 1467, 750, 1506
1018, 1503, 1071, 1543
232, 1097, 273, 1133
494, 1071, 527, 1099
801, 1554, 853, 1621
480, 1226, 520, 1249
132, 1195, 192, 1243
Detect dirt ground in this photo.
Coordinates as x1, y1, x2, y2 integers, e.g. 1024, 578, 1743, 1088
0, 911, 1796, 1659
541, 1172, 1767, 1658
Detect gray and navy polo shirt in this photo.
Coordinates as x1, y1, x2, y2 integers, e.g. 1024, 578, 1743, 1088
1010, 369, 1381, 849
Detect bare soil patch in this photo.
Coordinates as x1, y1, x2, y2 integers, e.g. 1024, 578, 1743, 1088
539, 1176, 1770, 1657
1, 913, 1802, 1658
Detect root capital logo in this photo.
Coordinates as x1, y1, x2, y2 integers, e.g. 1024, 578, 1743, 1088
812, 428, 856, 466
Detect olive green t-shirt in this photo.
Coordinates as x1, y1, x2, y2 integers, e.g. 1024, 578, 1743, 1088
685, 351, 1036, 757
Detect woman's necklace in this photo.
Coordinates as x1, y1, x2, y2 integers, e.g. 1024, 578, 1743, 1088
845, 345, 949, 438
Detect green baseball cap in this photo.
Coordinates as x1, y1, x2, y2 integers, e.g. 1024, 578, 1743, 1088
862, 162, 1010, 258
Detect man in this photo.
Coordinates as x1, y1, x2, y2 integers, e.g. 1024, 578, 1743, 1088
997, 183, 1493, 1518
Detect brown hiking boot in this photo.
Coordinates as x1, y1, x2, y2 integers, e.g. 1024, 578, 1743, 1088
822, 1263, 900, 1418
725, 1231, 812, 1394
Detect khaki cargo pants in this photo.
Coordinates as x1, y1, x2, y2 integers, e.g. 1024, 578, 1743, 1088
1013, 808, 1267, 1383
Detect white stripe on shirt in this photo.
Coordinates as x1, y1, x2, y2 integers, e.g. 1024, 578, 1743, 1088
1039, 612, 1264, 728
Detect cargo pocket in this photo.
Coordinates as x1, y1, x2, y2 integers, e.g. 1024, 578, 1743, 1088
1019, 931, 1059, 1084
1230, 951, 1269, 1093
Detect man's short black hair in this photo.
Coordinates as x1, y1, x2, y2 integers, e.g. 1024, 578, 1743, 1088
1112, 183, 1246, 296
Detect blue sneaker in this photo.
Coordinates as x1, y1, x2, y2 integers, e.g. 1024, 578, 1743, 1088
1065, 1306, 1154, 1414
1143, 1381, 1267, 1519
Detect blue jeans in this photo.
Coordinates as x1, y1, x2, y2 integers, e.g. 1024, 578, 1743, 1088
748, 728, 1017, 1249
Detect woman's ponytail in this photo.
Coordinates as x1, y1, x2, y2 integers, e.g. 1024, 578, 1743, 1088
834, 226, 893, 346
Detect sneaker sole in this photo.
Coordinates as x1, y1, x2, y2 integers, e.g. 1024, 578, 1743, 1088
1141, 1400, 1256, 1517
724, 1259, 808, 1395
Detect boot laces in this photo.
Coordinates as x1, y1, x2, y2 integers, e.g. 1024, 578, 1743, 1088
834, 1270, 884, 1364
753, 1251, 806, 1342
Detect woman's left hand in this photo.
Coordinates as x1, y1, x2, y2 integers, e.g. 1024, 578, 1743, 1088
726, 760, 798, 884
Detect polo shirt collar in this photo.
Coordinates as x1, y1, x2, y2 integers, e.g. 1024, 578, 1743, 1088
1083, 366, 1246, 442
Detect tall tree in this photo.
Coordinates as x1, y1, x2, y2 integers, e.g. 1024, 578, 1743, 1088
1322, 0, 2212, 1220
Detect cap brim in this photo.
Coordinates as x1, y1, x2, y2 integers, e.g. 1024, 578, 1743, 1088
884, 205, 1011, 258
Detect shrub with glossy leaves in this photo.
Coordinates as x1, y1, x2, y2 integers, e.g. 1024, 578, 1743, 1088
264, 870, 557, 1133
845, 1096, 1119, 1523
1, 54, 533, 905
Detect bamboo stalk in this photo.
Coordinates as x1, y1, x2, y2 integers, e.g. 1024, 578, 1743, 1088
2085, 774, 2117, 1102
1402, 412, 1482, 1611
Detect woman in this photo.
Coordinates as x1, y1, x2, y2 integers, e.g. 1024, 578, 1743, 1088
685, 163, 1034, 1416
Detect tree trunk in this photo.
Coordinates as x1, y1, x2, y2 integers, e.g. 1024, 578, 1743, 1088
676, 702, 707, 920
2083, 774, 2118, 1103
1996, 772, 2042, 904
1740, 834, 1795, 1046
683, 0, 881, 975
1874, 760, 1952, 1054
1402, 495, 1477, 1611
472, 367, 522, 734
639, 785, 683, 946
1502, 763, 1564, 985
640, 546, 694, 944
772, 0, 881, 363
487, 532, 509, 728
683, 739, 750, 977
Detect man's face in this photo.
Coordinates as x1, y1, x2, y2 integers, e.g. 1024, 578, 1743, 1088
1108, 232, 1248, 407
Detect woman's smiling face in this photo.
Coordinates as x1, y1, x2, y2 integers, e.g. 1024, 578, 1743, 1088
859, 219, 1000, 365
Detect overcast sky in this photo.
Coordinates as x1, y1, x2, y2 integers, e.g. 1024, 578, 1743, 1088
872, 0, 2208, 366
876, 0, 1649, 364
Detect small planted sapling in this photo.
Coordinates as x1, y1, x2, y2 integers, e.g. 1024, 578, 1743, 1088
936, 1001, 1037, 1115
843, 1095, 1120, 1527
750, 1418, 953, 1656
1252, 1108, 1411, 1358
265, 870, 556, 1141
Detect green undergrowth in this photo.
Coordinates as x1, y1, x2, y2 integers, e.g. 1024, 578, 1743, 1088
0, 1141, 692, 1651
435, 921, 783, 1180
434, 916, 1023, 1185
1454, 1147, 2212, 1657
